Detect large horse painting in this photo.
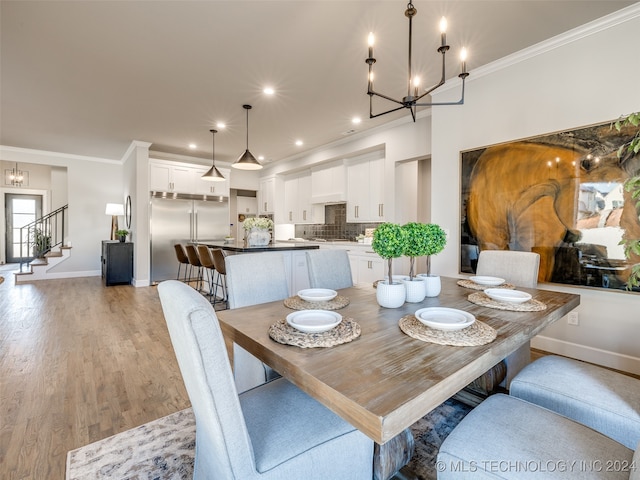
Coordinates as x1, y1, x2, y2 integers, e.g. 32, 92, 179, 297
461, 119, 640, 292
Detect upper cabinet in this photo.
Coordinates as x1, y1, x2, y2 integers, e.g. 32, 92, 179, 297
150, 159, 231, 196
194, 167, 230, 197
150, 161, 194, 193
237, 195, 258, 215
283, 172, 314, 224
346, 155, 385, 222
258, 176, 276, 214
311, 161, 346, 204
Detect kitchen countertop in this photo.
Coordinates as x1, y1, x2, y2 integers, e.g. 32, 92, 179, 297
199, 240, 320, 253
276, 239, 375, 248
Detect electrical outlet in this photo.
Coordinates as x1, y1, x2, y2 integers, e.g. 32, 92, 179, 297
567, 311, 579, 326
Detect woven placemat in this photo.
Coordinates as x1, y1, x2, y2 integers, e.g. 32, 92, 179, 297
457, 279, 515, 291
399, 315, 496, 346
268, 317, 361, 348
467, 292, 547, 312
284, 295, 350, 311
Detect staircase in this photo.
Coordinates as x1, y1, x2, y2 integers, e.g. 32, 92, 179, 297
14, 205, 71, 283
14, 245, 73, 282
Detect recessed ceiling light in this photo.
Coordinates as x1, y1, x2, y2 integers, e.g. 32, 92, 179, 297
263, 87, 275, 95
188, 143, 197, 149
216, 122, 226, 129
295, 140, 303, 146
258, 155, 265, 161
352, 117, 361, 124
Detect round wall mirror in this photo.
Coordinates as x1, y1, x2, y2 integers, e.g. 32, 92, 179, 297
125, 195, 132, 228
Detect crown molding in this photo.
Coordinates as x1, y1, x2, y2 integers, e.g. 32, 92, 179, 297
0, 145, 120, 164
121, 140, 152, 163
437, 2, 640, 93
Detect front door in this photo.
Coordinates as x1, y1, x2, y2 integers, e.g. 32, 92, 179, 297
4, 193, 43, 263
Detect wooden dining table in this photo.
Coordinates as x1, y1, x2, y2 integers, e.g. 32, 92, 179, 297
217, 277, 580, 447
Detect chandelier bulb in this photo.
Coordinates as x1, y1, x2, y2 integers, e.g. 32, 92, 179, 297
439, 17, 447, 33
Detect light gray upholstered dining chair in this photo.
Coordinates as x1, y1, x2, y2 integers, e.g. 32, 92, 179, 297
437, 393, 638, 480
510, 355, 640, 450
158, 280, 373, 480
225, 253, 290, 393
474, 249, 542, 388
475, 250, 541, 288
306, 249, 354, 290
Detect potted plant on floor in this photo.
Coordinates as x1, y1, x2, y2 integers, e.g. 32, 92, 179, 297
415, 223, 447, 297
372, 223, 408, 308
31, 227, 51, 258
613, 112, 640, 290
116, 229, 129, 242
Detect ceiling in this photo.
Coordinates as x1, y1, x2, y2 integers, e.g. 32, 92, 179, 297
1, 1, 635, 166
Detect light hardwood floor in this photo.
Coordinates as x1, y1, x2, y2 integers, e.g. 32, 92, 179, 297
0, 271, 190, 479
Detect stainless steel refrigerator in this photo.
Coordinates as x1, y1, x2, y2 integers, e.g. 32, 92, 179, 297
150, 193, 229, 283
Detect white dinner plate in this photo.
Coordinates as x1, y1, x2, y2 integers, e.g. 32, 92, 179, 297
414, 307, 476, 331
469, 275, 506, 286
485, 288, 532, 304
297, 288, 338, 303
286, 310, 342, 333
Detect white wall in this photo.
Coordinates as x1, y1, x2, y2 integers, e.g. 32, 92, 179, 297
430, 5, 640, 374
0, 146, 123, 276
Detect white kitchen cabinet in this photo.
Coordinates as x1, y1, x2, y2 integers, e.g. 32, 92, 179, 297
290, 250, 311, 293
298, 174, 312, 223
349, 250, 385, 285
258, 176, 276, 214
194, 167, 230, 197
150, 161, 195, 193
346, 156, 385, 222
278, 250, 310, 296
283, 172, 313, 224
319, 244, 384, 285
236, 195, 257, 214
311, 161, 346, 203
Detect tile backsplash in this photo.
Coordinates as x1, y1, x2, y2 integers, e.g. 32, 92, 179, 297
294, 203, 381, 241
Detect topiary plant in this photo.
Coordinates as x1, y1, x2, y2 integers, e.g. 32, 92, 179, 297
421, 223, 447, 276
402, 222, 432, 279
372, 223, 408, 283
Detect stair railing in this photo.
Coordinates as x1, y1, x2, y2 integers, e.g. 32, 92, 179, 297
19, 204, 68, 271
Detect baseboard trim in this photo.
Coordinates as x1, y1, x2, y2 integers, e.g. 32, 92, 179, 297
132, 278, 150, 287
39, 270, 101, 280
532, 335, 640, 376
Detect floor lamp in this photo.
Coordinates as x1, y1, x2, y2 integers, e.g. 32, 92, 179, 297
105, 203, 124, 240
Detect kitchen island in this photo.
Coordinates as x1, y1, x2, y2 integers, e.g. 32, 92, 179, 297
201, 240, 320, 253
198, 240, 319, 295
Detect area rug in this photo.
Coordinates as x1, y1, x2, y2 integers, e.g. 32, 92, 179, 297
66, 398, 472, 480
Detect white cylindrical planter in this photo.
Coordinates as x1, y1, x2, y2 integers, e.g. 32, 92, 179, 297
403, 277, 426, 303
376, 281, 406, 308
418, 274, 441, 297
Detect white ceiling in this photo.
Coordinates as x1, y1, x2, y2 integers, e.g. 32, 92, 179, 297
1, 1, 634, 165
